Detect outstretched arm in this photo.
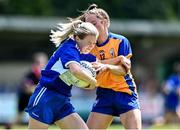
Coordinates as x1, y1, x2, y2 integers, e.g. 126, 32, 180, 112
105, 64, 127, 76
96, 55, 131, 75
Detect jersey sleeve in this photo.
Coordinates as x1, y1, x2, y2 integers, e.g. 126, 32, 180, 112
80, 53, 97, 62
60, 44, 80, 69
118, 37, 132, 58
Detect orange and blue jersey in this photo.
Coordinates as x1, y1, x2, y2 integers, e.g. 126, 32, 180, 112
91, 32, 137, 95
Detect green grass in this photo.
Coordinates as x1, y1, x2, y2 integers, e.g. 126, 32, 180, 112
150, 124, 180, 129
1, 124, 180, 129
108, 124, 124, 129
0, 124, 123, 129
1, 124, 123, 130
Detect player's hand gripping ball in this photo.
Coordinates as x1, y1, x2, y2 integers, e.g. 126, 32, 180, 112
60, 61, 96, 88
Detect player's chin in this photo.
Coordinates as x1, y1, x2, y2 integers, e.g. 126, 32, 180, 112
83, 48, 92, 53
81, 51, 89, 54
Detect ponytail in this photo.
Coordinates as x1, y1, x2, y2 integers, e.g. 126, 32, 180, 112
50, 19, 99, 47
50, 20, 82, 47
74, 4, 110, 28
87, 3, 97, 11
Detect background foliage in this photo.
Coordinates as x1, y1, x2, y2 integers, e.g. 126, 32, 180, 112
0, 0, 180, 20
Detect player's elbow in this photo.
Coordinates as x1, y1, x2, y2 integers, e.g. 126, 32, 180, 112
121, 71, 127, 76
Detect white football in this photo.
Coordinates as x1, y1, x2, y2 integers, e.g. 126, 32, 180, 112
75, 61, 96, 88
60, 61, 96, 88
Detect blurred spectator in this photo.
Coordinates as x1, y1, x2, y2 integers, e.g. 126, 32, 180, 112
16, 52, 48, 124
162, 62, 180, 124
139, 77, 164, 126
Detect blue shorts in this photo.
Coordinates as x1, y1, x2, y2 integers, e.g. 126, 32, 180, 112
92, 87, 140, 116
25, 84, 75, 124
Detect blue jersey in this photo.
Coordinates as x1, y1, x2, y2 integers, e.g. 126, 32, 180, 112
39, 38, 96, 97
26, 38, 96, 124
164, 74, 180, 111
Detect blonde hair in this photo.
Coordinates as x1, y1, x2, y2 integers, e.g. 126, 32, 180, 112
50, 19, 99, 47
75, 4, 110, 28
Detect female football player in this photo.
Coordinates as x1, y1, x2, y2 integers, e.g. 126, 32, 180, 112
75, 4, 142, 130
25, 20, 99, 129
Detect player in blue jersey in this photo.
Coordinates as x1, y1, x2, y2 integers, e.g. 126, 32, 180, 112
74, 4, 142, 130
162, 62, 180, 124
25, 20, 99, 129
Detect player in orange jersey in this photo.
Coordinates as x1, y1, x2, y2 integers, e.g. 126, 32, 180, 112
74, 4, 142, 130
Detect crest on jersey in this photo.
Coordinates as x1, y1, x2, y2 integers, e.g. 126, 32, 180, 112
99, 50, 105, 60
109, 48, 115, 57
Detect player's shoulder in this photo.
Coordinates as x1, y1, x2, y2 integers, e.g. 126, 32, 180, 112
109, 32, 128, 41
49, 38, 78, 60
60, 38, 76, 48
109, 32, 130, 45
56, 38, 77, 52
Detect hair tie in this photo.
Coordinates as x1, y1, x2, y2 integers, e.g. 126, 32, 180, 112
88, 4, 97, 11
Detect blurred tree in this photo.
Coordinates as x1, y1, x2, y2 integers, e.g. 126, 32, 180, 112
0, 0, 53, 15
110, 0, 176, 20
0, 0, 180, 20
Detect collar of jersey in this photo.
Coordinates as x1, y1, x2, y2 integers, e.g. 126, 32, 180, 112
96, 34, 110, 47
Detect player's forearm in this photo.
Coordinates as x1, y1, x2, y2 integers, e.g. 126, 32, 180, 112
106, 64, 127, 76
99, 56, 131, 72
99, 56, 120, 65
70, 63, 97, 84
69, 64, 96, 85
72, 68, 97, 84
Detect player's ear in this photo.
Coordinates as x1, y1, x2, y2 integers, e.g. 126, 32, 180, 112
75, 36, 80, 43
103, 19, 108, 27
101, 19, 108, 27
